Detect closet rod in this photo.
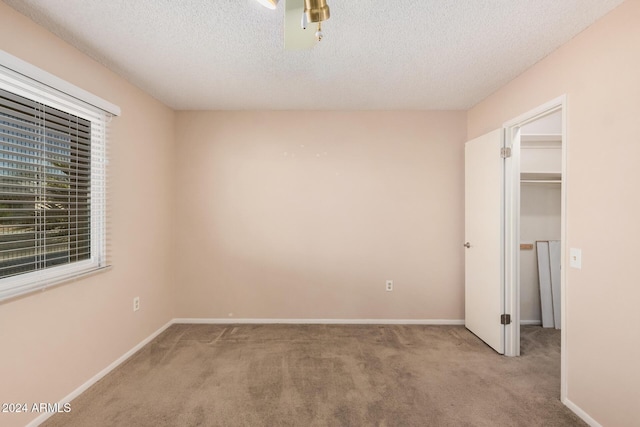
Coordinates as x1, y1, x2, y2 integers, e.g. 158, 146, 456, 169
521, 179, 562, 184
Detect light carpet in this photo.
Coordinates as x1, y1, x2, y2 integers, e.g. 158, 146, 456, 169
42, 324, 585, 426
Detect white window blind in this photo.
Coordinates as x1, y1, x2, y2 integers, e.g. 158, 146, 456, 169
0, 87, 94, 276
0, 51, 116, 301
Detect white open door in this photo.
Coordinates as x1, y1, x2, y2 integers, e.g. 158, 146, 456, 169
465, 129, 505, 354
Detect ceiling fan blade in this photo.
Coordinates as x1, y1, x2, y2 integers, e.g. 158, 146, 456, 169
284, 0, 317, 50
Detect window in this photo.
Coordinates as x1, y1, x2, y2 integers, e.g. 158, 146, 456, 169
0, 51, 118, 301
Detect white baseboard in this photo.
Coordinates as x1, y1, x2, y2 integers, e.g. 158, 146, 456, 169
26, 317, 464, 425
26, 319, 174, 427
24, 317, 604, 427
173, 318, 465, 325
563, 398, 602, 427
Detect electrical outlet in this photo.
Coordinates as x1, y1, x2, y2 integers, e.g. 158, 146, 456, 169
386, 280, 393, 292
133, 297, 140, 312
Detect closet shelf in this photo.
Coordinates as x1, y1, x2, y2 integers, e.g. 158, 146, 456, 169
521, 172, 561, 184
521, 134, 562, 144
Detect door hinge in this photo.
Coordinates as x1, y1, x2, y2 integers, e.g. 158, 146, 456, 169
501, 147, 512, 158
500, 314, 511, 325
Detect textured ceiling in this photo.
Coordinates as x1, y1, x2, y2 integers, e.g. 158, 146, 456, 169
3, 0, 625, 110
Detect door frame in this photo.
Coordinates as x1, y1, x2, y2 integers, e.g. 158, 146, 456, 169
502, 95, 568, 401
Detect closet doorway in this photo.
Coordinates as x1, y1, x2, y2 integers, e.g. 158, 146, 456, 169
520, 111, 562, 330
503, 96, 567, 401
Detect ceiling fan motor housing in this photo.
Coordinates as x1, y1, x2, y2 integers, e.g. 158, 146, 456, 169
304, 0, 330, 23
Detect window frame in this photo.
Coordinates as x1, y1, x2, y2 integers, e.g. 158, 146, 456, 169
0, 50, 119, 301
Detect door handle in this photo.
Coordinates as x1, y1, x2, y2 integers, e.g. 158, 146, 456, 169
463, 242, 471, 248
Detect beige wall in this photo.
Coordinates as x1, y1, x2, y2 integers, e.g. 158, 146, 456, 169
468, 0, 640, 425
0, 4, 176, 427
174, 111, 466, 320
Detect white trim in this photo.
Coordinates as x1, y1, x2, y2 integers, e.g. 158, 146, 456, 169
0, 49, 120, 116
502, 95, 566, 355
503, 96, 566, 128
0, 266, 112, 303
26, 320, 173, 427
520, 320, 542, 325
560, 101, 569, 402
502, 95, 568, 403
173, 318, 466, 325
563, 398, 603, 427
0, 55, 112, 302
499, 125, 519, 355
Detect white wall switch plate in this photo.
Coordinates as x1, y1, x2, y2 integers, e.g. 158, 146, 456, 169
570, 248, 582, 269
